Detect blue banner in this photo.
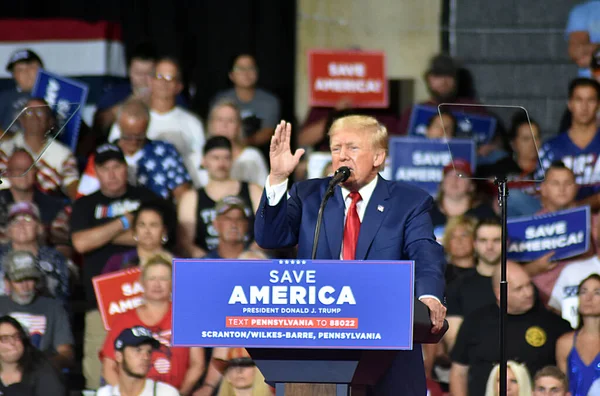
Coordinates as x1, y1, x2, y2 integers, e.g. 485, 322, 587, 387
32, 70, 88, 151
172, 259, 415, 350
407, 104, 497, 144
389, 137, 475, 196
507, 206, 590, 262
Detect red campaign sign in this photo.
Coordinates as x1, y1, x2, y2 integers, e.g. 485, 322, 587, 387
308, 50, 388, 108
92, 268, 144, 331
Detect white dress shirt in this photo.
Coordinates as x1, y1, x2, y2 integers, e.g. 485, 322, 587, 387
264, 176, 440, 303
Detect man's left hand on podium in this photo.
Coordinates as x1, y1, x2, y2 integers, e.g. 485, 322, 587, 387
419, 297, 447, 334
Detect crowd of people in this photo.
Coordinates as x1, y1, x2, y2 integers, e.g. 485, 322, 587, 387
0, 2, 597, 394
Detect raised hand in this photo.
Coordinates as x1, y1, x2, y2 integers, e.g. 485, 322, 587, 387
269, 120, 305, 185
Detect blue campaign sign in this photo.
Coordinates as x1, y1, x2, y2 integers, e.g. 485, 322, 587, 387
389, 137, 475, 196
507, 206, 591, 262
32, 70, 88, 151
172, 259, 415, 350
407, 104, 497, 144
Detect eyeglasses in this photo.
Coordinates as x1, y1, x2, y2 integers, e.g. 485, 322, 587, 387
154, 73, 178, 82
0, 333, 21, 344
9, 214, 35, 224
23, 109, 49, 118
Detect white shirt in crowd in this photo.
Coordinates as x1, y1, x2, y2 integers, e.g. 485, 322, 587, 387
549, 255, 600, 328
109, 106, 207, 187
95, 379, 179, 396
231, 147, 268, 187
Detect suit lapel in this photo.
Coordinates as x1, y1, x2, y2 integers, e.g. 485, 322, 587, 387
356, 177, 391, 260
323, 186, 344, 259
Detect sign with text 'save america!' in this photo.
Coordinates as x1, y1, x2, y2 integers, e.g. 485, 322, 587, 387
172, 259, 414, 349
93, 268, 143, 331
308, 50, 388, 108
507, 206, 590, 262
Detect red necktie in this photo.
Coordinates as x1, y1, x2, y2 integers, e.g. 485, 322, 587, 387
343, 191, 362, 260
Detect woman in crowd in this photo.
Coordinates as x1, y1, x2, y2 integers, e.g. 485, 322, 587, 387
0, 315, 65, 395
556, 274, 600, 396
425, 110, 457, 139
442, 215, 477, 284
100, 255, 205, 395
484, 360, 532, 396
430, 159, 496, 228
477, 113, 542, 217
102, 201, 174, 273
477, 113, 541, 185
216, 348, 273, 396
207, 99, 269, 186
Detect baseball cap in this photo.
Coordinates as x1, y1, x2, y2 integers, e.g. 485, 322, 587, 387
443, 159, 472, 178
426, 54, 458, 77
6, 49, 43, 72
215, 196, 250, 217
3, 250, 42, 282
8, 202, 41, 222
94, 144, 126, 166
203, 136, 232, 155
114, 326, 161, 351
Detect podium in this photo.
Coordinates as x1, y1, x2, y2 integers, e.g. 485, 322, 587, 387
248, 300, 447, 396
172, 259, 448, 396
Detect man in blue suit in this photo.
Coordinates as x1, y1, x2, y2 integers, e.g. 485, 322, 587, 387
254, 115, 447, 396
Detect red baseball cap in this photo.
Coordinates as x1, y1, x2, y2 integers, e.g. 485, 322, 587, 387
443, 159, 472, 178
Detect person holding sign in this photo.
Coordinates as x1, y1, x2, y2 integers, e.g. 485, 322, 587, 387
254, 115, 446, 396
0, 98, 80, 200
0, 49, 43, 135
425, 110, 457, 139
100, 256, 205, 395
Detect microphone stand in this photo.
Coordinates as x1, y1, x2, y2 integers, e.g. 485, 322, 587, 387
311, 186, 336, 260
495, 177, 508, 396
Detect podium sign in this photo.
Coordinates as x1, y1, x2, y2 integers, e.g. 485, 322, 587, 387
172, 259, 414, 350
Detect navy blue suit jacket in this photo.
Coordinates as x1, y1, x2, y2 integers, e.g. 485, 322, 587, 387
254, 175, 446, 395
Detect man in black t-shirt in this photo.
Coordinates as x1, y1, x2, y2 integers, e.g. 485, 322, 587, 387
449, 262, 571, 396
70, 143, 159, 390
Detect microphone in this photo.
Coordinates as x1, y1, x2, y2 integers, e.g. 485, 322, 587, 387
312, 166, 352, 259
327, 166, 351, 189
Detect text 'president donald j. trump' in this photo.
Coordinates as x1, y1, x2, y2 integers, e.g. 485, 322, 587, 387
254, 115, 447, 396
